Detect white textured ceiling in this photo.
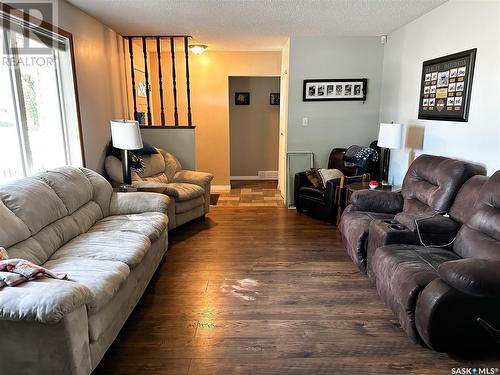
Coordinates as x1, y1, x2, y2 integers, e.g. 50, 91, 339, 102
67, 0, 447, 51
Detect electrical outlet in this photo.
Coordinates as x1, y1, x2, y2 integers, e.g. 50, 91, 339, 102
302, 117, 308, 126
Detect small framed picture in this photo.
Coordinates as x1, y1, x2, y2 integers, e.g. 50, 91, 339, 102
270, 93, 280, 105
235, 92, 250, 105
303, 79, 367, 101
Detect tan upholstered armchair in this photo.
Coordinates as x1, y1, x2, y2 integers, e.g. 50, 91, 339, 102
105, 148, 213, 229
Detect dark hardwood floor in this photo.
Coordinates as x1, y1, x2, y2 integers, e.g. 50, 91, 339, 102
95, 207, 500, 374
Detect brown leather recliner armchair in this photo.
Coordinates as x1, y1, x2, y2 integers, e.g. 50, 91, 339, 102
294, 142, 380, 224
370, 171, 500, 353
339, 154, 486, 273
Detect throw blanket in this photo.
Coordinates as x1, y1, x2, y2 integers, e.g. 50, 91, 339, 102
344, 145, 379, 171
0, 248, 67, 289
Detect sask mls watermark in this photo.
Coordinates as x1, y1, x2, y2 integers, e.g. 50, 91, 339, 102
2, 1, 59, 67
451, 368, 499, 375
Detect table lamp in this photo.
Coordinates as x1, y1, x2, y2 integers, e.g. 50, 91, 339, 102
110, 119, 143, 191
378, 123, 403, 185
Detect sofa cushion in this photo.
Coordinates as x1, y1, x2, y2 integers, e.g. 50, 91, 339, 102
401, 154, 485, 214
0, 278, 91, 323
80, 168, 113, 218
0, 178, 68, 235
139, 173, 169, 184
158, 149, 182, 181
44, 258, 130, 313
136, 153, 165, 179
448, 175, 489, 225
5, 201, 104, 265
164, 182, 205, 202
454, 171, 500, 261
176, 196, 205, 214
340, 211, 395, 273
35, 167, 93, 215
371, 244, 460, 342
89, 212, 168, 242
51, 231, 151, 269
0, 200, 31, 249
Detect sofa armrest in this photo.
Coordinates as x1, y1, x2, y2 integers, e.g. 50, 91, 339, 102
0, 304, 92, 374
350, 190, 404, 214
0, 279, 91, 324
132, 181, 168, 189
110, 192, 170, 215
172, 170, 213, 189
415, 278, 500, 352
438, 259, 500, 298
395, 212, 461, 234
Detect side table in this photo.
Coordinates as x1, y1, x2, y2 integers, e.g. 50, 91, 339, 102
344, 182, 401, 207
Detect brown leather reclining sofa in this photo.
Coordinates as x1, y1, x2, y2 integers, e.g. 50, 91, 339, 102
340, 155, 500, 352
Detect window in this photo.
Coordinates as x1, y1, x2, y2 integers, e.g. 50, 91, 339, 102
0, 7, 83, 183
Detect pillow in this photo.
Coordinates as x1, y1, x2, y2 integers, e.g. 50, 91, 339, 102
306, 168, 323, 188
133, 143, 158, 156
318, 168, 344, 188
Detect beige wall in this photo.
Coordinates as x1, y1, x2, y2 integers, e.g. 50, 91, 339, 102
189, 51, 281, 186
229, 76, 280, 177
57, 0, 127, 172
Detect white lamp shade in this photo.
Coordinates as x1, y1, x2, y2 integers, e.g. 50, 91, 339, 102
110, 119, 143, 150
378, 123, 403, 149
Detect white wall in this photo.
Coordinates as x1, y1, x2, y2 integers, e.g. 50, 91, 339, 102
287, 36, 385, 170
140, 128, 196, 170
58, 0, 127, 172
380, 0, 500, 185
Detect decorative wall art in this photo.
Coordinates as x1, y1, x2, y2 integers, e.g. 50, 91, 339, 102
418, 49, 476, 122
270, 93, 280, 105
303, 79, 367, 101
235, 92, 250, 105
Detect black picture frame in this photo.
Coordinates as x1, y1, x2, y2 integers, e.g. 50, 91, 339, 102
302, 79, 367, 101
235, 92, 250, 105
270, 92, 280, 105
418, 48, 476, 122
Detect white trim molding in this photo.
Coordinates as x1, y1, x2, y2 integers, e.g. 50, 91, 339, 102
211, 184, 231, 192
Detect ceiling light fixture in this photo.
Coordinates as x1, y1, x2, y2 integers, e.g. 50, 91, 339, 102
189, 44, 208, 55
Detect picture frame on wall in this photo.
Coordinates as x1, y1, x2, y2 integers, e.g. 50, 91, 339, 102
418, 48, 476, 122
270, 93, 280, 105
302, 79, 367, 101
235, 92, 250, 105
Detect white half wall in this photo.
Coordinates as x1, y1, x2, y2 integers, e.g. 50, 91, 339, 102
140, 128, 196, 170
380, 0, 500, 184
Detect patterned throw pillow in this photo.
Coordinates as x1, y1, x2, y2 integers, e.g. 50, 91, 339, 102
305, 168, 323, 188
317, 168, 344, 188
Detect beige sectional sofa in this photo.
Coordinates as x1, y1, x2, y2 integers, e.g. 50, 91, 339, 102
105, 148, 213, 229
0, 166, 170, 374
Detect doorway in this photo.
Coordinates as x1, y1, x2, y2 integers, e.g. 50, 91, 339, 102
224, 76, 281, 207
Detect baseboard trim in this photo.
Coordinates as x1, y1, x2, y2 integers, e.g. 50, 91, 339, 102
230, 176, 278, 181
211, 184, 231, 192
